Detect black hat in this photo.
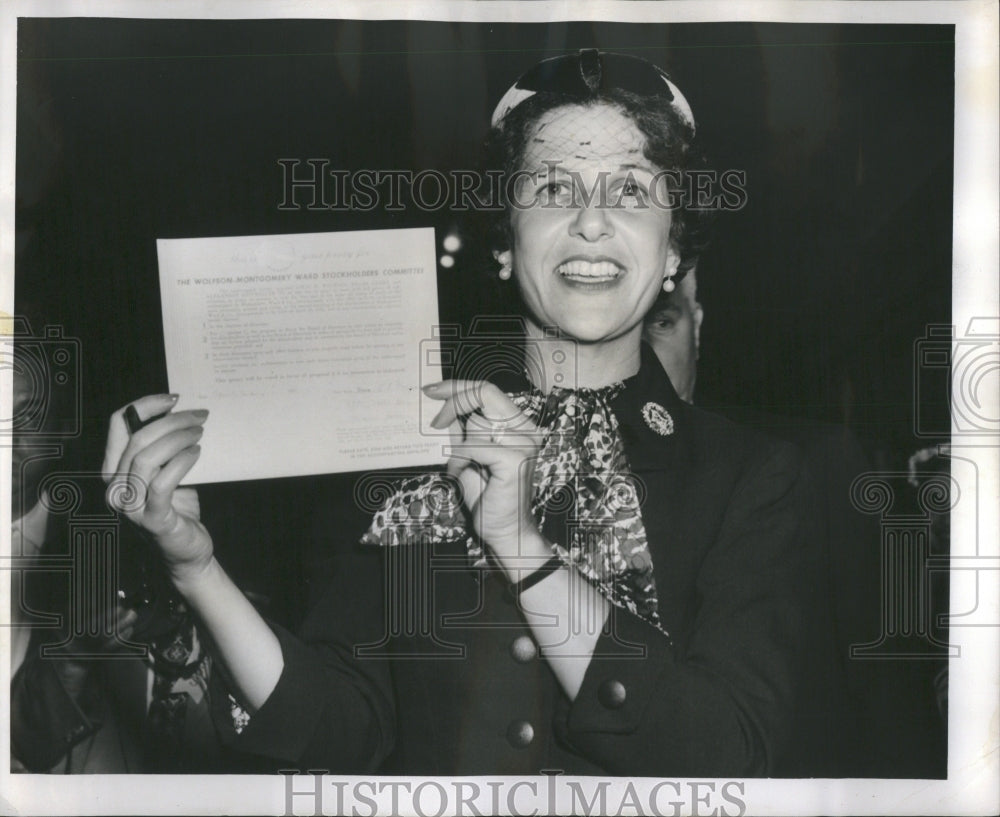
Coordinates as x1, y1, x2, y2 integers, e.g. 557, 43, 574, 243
491, 48, 695, 132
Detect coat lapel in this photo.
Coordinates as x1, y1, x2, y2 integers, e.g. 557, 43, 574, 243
611, 344, 699, 635
489, 339, 702, 636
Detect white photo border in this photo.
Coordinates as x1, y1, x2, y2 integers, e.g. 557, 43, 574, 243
1, 1, 997, 815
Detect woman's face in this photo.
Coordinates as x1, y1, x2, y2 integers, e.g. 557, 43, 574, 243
509, 103, 679, 344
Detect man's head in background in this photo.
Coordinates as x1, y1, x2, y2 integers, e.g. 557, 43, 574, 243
642, 271, 703, 403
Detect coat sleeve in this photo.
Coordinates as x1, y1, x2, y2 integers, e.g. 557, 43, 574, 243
210, 541, 396, 773
10, 650, 102, 771
9, 527, 103, 772
557, 440, 817, 777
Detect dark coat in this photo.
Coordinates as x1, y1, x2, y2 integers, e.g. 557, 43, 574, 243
214, 344, 842, 777
703, 402, 947, 778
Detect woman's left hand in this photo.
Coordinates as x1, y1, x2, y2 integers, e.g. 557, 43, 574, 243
424, 380, 547, 570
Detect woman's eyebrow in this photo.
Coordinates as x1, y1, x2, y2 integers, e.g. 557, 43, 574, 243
523, 163, 571, 177
617, 162, 656, 174
520, 161, 657, 179
521, 166, 560, 181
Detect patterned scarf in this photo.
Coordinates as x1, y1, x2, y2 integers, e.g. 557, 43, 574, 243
362, 382, 667, 637
143, 612, 212, 770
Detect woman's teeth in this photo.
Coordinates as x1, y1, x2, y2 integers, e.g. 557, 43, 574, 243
556, 260, 623, 281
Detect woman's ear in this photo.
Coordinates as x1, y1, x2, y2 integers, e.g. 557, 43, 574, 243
666, 243, 681, 278
662, 245, 682, 291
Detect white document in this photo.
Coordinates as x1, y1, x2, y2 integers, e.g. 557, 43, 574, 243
156, 228, 446, 483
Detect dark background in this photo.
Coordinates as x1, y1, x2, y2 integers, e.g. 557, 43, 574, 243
13, 17, 953, 777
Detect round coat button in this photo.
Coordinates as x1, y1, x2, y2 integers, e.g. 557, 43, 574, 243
510, 635, 537, 663
598, 679, 627, 709
506, 720, 535, 748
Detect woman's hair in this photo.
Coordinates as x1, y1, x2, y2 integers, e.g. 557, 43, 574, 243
482, 86, 713, 277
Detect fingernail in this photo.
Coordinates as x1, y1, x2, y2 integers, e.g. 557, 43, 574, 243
166, 394, 180, 403
422, 382, 445, 395
194, 426, 205, 437
190, 445, 201, 455
430, 410, 446, 429
193, 409, 209, 419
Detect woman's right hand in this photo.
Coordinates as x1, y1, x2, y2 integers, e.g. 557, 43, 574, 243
103, 395, 283, 710
102, 394, 213, 586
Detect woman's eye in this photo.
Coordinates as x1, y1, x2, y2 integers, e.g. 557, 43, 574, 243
537, 180, 571, 204
613, 178, 649, 208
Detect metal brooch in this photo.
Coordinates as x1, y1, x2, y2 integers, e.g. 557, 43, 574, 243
641, 402, 675, 436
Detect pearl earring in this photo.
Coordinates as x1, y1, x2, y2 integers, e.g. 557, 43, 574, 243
495, 250, 512, 281
662, 274, 676, 293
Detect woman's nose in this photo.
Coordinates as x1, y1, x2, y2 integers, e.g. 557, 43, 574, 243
569, 202, 614, 241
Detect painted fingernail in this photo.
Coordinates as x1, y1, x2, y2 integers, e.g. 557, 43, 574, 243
430, 409, 446, 429
167, 393, 180, 402
422, 382, 445, 395
190, 445, 202, 455
193, 409, 209, 419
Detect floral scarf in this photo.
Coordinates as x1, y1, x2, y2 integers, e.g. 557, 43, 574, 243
361, 382, 667, 637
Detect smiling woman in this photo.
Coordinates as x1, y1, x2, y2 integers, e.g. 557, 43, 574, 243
99, 49, 846, 777
507, 104, 680, 353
